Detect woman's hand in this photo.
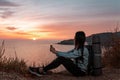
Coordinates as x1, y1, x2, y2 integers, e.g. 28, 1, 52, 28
50, 45, 57, 54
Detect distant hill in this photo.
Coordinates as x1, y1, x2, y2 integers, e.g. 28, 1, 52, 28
57, 39, 74, 45
57, 32, 120, 47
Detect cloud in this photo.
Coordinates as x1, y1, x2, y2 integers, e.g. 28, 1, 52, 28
5, 26, 33, 36
35, 30, 53, 33
36, 22, 82, 38
0, 7, 9, 10
6, 27, 17, 31
0, 0, 19, 7
0, 0, 19, 18
15, 32, 31, 36
1, 10, 14, 18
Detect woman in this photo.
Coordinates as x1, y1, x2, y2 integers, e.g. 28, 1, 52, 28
29, 31, 89, 77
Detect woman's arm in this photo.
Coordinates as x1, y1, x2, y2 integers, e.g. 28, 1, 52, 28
50, 45, 74, 54
55, 49, 74, 54
56, 50, 81, 58
50, 45, 81, 59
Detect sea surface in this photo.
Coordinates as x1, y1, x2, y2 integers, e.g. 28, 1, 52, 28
0, 39, 74, 67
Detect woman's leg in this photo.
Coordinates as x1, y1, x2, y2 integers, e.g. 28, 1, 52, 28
43, 56, 85, 76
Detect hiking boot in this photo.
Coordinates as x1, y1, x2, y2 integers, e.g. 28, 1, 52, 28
29, 67, 46, 77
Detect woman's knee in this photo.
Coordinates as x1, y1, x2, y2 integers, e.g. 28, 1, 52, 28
56, 56, 69, 62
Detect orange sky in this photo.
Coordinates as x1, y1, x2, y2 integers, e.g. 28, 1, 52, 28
0, 0, 120, 40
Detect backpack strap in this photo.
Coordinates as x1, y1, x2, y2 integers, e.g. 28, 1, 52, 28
81, 47, 84, 62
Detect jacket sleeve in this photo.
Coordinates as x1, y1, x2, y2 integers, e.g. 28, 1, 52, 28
56, 49, 81, 58
56, 49, 74, 53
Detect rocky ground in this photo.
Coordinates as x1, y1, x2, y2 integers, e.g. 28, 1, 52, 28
0, 68, 120, 80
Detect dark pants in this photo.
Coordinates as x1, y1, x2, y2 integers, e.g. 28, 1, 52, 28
43, 56, 85, 76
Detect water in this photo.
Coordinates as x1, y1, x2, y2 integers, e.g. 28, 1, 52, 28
0, 39, 74, 66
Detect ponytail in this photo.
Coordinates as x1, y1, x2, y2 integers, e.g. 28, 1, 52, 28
74, 31, 86, 64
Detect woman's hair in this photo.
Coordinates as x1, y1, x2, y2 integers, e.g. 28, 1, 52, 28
74, 31, 86, 50
74, 31, 86, 63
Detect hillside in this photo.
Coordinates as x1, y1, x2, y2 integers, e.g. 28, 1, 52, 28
57, 32, 120, 47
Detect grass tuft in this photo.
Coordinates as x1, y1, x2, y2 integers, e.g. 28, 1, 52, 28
103, 29, 120, 68
0, 40, 28, 74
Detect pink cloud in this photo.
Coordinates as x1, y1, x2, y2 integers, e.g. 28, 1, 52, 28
6, 27, 17, 31
36, 22, 84, 39
15, 32, 31, 36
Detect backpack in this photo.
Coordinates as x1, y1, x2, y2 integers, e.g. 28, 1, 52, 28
86, 45, 94, 75
86, 45, 102, 76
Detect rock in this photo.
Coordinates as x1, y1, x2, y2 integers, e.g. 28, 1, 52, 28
57, 32, 120, 47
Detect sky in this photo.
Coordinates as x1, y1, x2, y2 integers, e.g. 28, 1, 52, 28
0, 0, 120, 40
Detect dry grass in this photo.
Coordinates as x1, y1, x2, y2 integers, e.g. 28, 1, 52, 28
103, 31, 120, 68
0, 40, 28, 74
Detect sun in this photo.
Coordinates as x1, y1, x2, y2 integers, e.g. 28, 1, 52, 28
32, 38, 36, 40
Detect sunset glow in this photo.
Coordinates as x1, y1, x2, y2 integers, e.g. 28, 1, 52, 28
0, 0, 120, 40
32, 38, 36, 40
